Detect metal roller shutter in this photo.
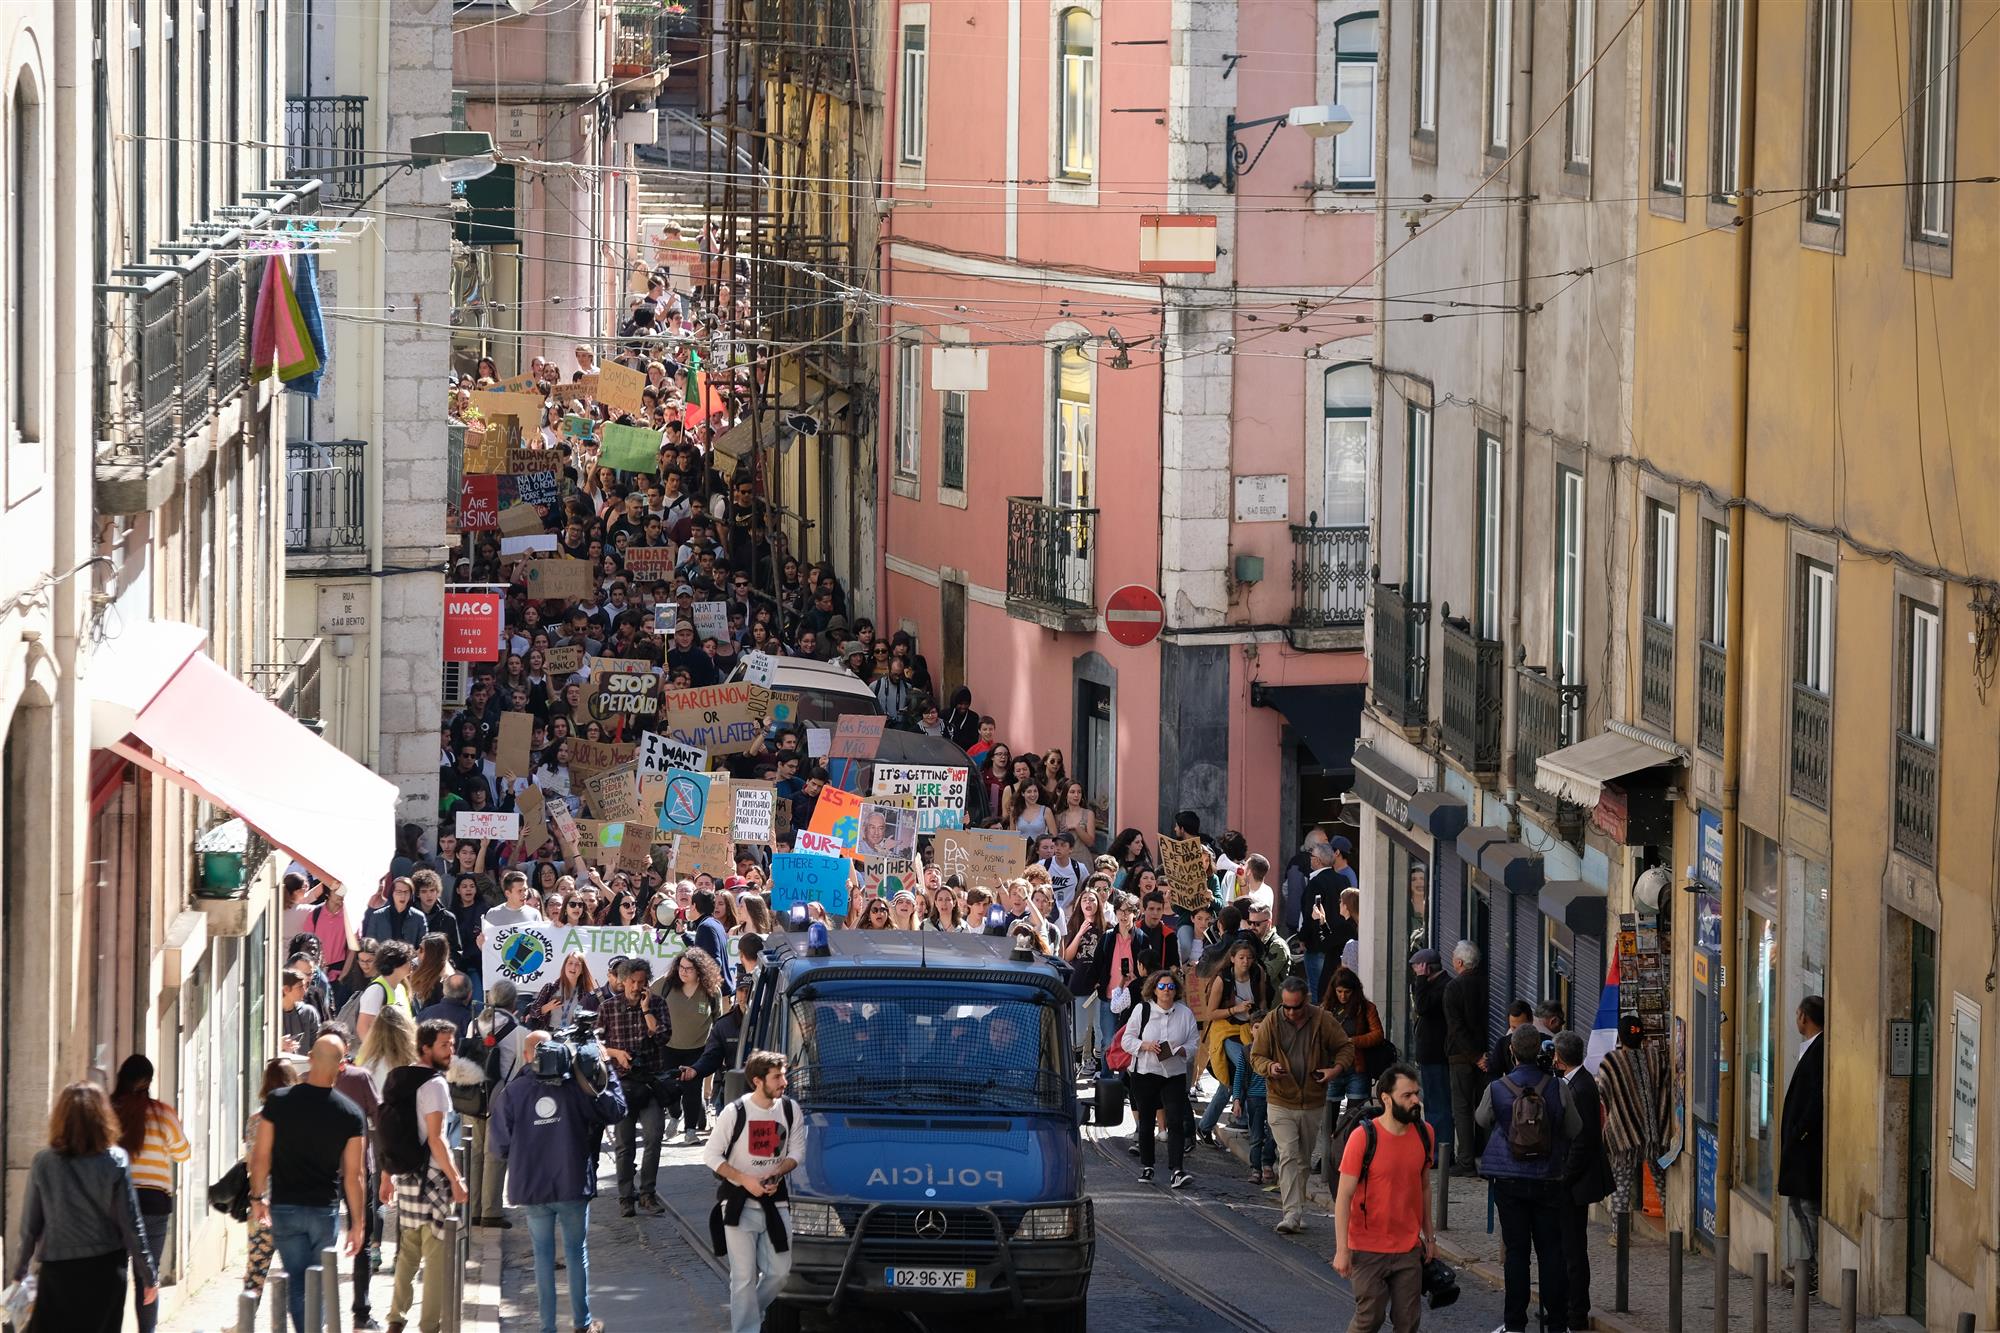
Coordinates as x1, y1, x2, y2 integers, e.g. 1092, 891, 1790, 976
1571, 930, 1604, 1032
1485, 879, 1512, 1045
1435, 844, 1463, 953
1512, 893, 1542, 1017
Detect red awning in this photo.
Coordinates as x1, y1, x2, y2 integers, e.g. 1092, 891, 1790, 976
107, 649, 394, 933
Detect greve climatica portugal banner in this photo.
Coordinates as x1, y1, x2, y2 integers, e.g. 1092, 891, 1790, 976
482, 920, 685, 992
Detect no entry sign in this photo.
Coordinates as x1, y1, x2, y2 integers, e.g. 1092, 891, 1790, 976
1104, 584, 1165, 647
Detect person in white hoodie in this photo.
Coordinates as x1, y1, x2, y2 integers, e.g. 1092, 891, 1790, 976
1119, 970, 1201, 1189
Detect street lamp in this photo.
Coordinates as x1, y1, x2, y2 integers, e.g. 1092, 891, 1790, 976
1200, 104, 1354, 193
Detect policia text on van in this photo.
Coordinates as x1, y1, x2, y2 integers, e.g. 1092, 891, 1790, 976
728, 930, 1095, 1332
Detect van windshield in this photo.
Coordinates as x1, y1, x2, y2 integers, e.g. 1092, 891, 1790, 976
786, 994, 1065, 1112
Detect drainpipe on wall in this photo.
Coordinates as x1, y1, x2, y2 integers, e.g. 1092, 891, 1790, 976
1501, 0, 1536, 805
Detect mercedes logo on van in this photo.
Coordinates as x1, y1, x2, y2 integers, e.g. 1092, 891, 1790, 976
913, 1210, 948, 1240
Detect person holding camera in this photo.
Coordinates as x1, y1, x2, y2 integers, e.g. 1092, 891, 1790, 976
597, 959, 672, 1217
1250, 975, 1357, 1234
490, 1027, 626, 1333
1332, 1064, 1439, 1333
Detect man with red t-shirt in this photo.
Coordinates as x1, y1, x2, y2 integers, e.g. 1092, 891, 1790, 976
1333, 1064, 1435, 1333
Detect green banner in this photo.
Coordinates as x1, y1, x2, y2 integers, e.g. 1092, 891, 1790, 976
597, 422, 663, 473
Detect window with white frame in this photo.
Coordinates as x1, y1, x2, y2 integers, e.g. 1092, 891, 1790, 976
1567, 0, 1596, 169
1703, 520, 1729, 648
1905, 601, 1940, 744
1321, 363, 1370, 527
1052, 345, 1093, 508
1806, 0, 1850, 224
1910, 0, 1956, 245
940, 389, 967, 490
1556, 468, 1585, 685
1796, 560, 1834, 693
1487, 0, 1513, 152
1648, 500, 1678, 625
1654, 0, 1688, 193
1476, 434, 1502, 639
1711, 0, 1745, 198
1415, 0, 1440, 136
1406, 406, 1432, 601
1058, 8, 1096, 181
899, 21, 929, 167
1335, 14, 1378, 188
895, 338, 922, 480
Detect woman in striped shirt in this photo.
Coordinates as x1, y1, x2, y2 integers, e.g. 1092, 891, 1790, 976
109, 1055, 190, 1333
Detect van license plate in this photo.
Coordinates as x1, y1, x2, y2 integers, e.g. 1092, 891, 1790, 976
885, 1267, 975, 1290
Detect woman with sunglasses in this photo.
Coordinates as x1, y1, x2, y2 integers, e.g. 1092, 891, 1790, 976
857, 898, 893, 930
1118, 969, 1199, 1189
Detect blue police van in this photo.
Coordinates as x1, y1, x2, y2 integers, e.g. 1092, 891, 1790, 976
730, 929, 1094, 1331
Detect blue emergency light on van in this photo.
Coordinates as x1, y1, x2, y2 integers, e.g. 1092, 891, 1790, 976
731, 930, 1094, 1332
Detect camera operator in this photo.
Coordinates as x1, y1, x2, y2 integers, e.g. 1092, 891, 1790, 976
490, 1019, 626, 1333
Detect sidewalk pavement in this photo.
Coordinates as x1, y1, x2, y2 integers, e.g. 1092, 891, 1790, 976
1211, 1119, 1914, 1333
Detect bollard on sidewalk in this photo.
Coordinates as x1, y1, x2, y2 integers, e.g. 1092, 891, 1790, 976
320, 1245, 341, 1332
1433, 1143, 1452, 1232
1716, 1240, 1732, 1333
1753, 1252, 1769, 1333
1793, 1262, 1811, 1333
303, 1265, 323, 1333
1668, 1230, 1684, 1333
238, 1289, 260, 1333
1839, 1269, 1857, 1333
268, 1273, 288, 1333
1956, 1314, 1974, 1333
1615, 1211, 1631, 1313
443, 1217, 464, 1333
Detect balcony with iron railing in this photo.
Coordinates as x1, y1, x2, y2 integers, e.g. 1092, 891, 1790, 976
1697, 640, 1726, 757
1641, 615, 1675, 730
1440, 610, 1503, 775
1788, 683, 1831, 808
1892, 731, 1938, 867
1005, 497, 1098, 632
613, 2, 671, 83
286, 440, 369, 565
244, 637, 326, 732
285, 96, 369, 205
1517, 661, 1588, 835
1288, 518, 1368, 650
1370, 582, 1429, 730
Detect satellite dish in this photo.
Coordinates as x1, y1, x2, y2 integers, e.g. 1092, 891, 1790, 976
1633, 865, 1671, 913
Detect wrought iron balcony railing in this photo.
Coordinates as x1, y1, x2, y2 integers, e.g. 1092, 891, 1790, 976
284, 96, 369, 205
613, 4, 664, 75
1788, 683, 1832, 808
1370, 582, 1429, 729
1005, 497, 1097, 617
1696, 640, 1726, 757
1517, 662, 1586, 796
1289, 521, 1369, 630
286, 440, 368, 555
1892, 731, 1938, 867
98, 268, 183, 464
1641, 615, 1675, 730
1440, 612, 1503, 773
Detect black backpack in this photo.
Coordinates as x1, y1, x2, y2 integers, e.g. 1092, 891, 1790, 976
379, 1067, 443, 1176
1506, 1074, 1557, 1161
1330, 1103, 1433, 1218
450, 1011, 519, 1118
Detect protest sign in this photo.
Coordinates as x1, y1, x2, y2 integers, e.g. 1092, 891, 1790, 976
443, 594, 503, 661
575, 819, 626, 860
742, 651, 775, 687
566, 738, 636, 773
496, 502, 544, 538
543, 644, 585, 677
868, 853, 921, 899
829, 715, 887, 761
521, 556, 594, 602
806, 727, 831, 758
1159, 835, 1215, 912
660, 682, 765, 754
775, 796, 794, 841
804, 784, 863, 857
496, 711, 535, 779
504, 448, 554, 475
672, 829, 735, 878
483, 921, 683, 991
871, 765, 969, 832
514, 787, 551, 853
560, 414, 596, 443
768, 853, 851, 917
546, 796, 580, 849
930, 828, 1029, 888
768, 692, 802, 728
587, 666, 661, 723
595, 361, 647, 415
470, 389, 548, 426
692, 601, 729, 642
657, 769, 713, 836
638, 731, 708, 777
598, 422, 662, 473
499, 532, 558, 556
458, 475, 499, 530
618, 828, 657, 875
457, 810, 520, 841
732, 781, 776, 845
701, 775, 734, 837
579, 764, 643, 822
856, 803, 918, 859
462, 419, 509, 473
506, 470, 560, 508
623, 547, 678, 583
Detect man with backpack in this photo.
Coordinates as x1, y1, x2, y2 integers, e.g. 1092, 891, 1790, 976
452, 979, 527, 1228
703, 1050, 805, 1333
347, 940, 416, 1042
1475, 1024, 1585, 1333
377, 1019, 468, 1333
1332, 1064, 1435, 1333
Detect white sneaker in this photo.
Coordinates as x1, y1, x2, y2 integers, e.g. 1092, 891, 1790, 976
1169, 1170, 1194, 1190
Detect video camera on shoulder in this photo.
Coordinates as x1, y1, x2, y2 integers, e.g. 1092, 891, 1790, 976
534, 1009, 608, 1093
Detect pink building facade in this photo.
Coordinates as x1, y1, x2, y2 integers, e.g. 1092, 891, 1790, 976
877, 0, 1384, 857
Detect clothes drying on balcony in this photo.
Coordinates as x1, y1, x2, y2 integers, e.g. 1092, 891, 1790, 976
248, 248, 321, 386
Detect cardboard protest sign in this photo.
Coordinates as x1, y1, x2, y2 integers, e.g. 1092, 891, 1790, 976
930, 828, 1028, 888
657, 769, 713, 836
799, 784, 863, 857
483, 920, 683, 991
516, 786, 551, 853
829, 715, 887, 761
587, 665, 662, 723
768, 853, 851, 917
496, 502, 545, 538
462, 421, 508, 473
457, 810, 521, 841
692, 601, 729, 642
543, 644, 585, 677
458, 475, 499, 530
575, 819, 626, 860
579, 764, 643, 822
869, 851, 921, 899
672, 828, 735, 878
598, 422, 663, 473
856, 803, 918, 859
768, 692, 802, 729
499, 532, 558, 556
1159, 834, 1215, 912
443, 594, 503, 662
521, 556, 595, 602
496, 712, 535, 779
622, 547, 677, 583
775, 796, 794, 841
506, 470, 561, 508
638, 731, 708, 777
504, 448, 555, 475
566, 738, 637, 773
732, 781, 776, 845
546, 796, 580, 852
595, 361, 647, 415
871, 765, 969, 832
471, 389, 548, 426
618, 828, 657, 875
660, 682, 765, 754
560, 413, 596, 443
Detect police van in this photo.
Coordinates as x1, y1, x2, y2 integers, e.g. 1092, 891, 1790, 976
729, 930, 1094, 1331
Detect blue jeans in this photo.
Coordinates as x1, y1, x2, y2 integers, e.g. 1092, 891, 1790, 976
1094, 996, 1121, 1072
1244, 1095, 1274, 1170
1197, 1036, 1246, 1133
1305, 952, 1327, 1006
1335, 1070, 1372, 1103
522, 1200, 591, 1333
268, 1203, 339, 1333
1418, 1062, 1455, 1165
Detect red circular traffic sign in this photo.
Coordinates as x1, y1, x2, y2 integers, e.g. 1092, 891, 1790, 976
1104, 584, 1165, 647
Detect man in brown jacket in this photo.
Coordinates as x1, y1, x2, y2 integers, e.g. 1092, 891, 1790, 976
1250, 976, 1357, 1234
